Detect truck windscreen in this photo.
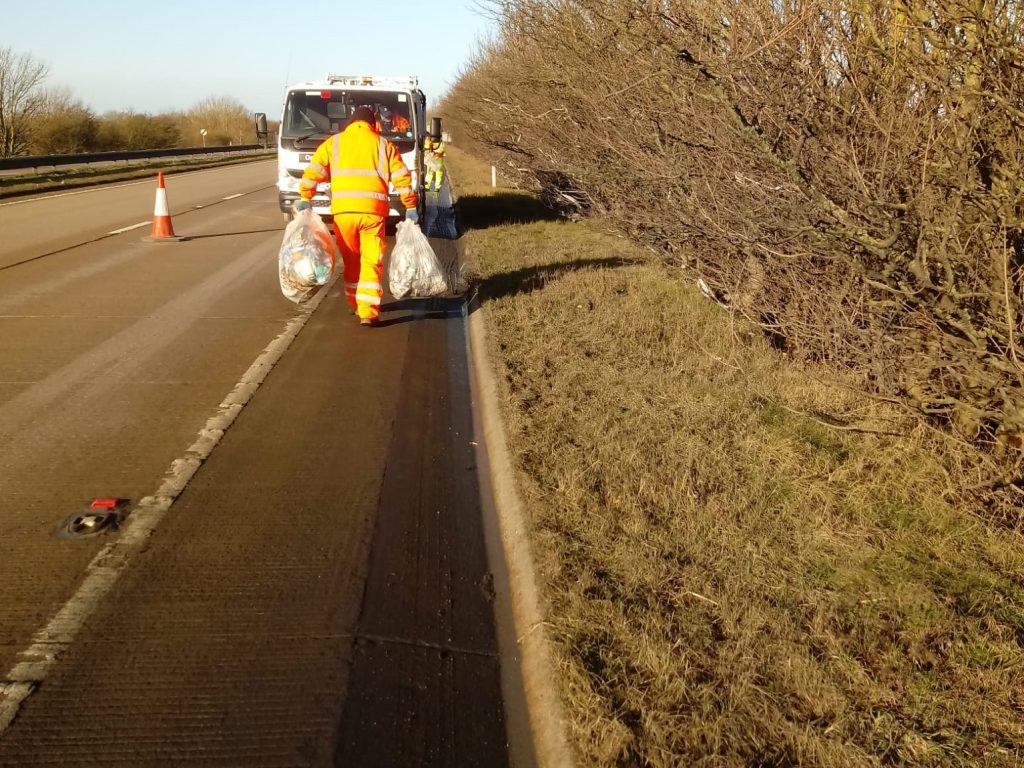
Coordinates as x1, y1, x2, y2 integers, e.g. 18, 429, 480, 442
282, 90, 414, 142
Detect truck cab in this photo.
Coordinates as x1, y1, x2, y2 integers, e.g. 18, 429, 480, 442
277, 74, 428, 222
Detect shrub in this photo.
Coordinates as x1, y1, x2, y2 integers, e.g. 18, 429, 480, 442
444, 0, 1024, 512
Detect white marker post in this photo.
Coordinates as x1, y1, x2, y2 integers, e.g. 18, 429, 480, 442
491, 165, 497, 188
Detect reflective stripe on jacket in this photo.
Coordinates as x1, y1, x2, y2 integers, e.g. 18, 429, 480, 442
300, 121, 418, 216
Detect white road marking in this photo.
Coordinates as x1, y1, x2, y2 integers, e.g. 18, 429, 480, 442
0, 184, 268, 274
0, 278, 336, 736
222, 193, 243, 200
106, 221, 149, 235
0, 684, 33, 732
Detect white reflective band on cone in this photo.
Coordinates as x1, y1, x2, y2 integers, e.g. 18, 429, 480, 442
153, 189, 169, 217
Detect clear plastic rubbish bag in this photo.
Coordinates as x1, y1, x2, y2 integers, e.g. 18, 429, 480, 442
388, 219, 449, 299
278, 209, 336, 303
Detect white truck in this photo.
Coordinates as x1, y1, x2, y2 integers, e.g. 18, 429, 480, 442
276, 74, 439, 223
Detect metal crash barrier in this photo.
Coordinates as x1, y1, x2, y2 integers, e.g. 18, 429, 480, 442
0, 145, 274, 175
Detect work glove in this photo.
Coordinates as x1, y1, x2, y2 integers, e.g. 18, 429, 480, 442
406, 208, 420, 224
293, 200, 312, 213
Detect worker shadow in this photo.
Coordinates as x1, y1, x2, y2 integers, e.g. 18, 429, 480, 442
456, 193, 561, 231
187, 228, 283, 240
476, 257, 637, 303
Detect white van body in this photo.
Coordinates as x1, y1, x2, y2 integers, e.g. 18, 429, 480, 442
277, 74, 427, 221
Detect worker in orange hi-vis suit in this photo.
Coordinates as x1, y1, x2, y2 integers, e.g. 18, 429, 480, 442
378, 105, 410, 134
295, 105, 419, 327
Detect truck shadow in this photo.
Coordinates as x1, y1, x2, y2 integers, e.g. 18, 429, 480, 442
456, 193, 561, 231
378, 191, 632, 311
476, 258, 636, 303
377, 258, 637, 317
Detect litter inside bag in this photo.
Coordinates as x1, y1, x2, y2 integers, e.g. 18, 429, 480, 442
388, 219, 450, 299
278, 209, 336, 303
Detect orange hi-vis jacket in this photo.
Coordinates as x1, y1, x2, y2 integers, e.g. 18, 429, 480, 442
299, 120, 418, 217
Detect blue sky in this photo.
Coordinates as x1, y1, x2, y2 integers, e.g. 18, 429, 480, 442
1, 0, 496, 115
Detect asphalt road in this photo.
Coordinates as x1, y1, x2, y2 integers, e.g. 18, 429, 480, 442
0, 162, 510, 765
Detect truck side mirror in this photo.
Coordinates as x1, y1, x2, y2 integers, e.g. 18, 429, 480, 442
430, 116, 442, 140
255, 112, 269, 148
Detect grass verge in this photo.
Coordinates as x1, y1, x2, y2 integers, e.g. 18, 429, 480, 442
450, 147, 1024, 767
0, 151, 275, 200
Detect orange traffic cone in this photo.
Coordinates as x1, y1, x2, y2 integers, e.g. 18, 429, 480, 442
143, 172, 185, 242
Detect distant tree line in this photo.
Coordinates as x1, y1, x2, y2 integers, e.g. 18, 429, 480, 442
0, 46, 274, 157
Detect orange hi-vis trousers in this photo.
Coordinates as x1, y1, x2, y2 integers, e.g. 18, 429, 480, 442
333, 213, 386, 321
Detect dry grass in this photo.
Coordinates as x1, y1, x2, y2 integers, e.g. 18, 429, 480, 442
450, 148, 1024, 767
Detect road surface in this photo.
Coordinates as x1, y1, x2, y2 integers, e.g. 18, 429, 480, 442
0, 161, 512, 765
